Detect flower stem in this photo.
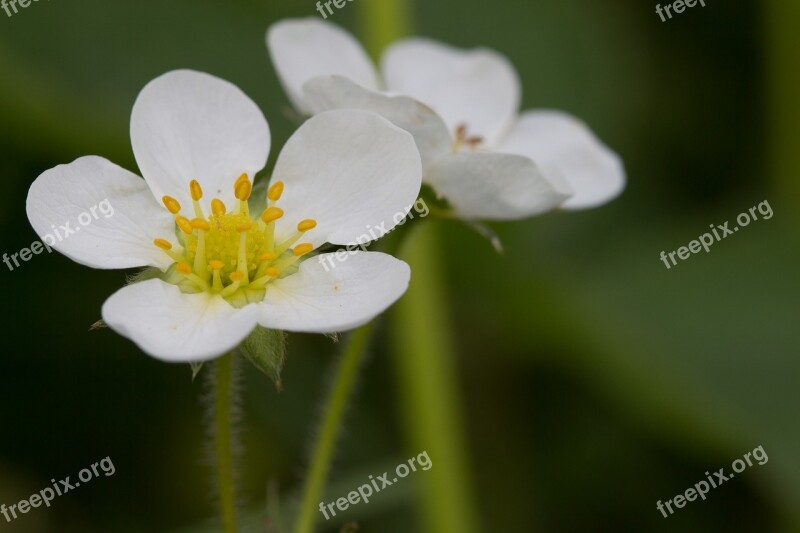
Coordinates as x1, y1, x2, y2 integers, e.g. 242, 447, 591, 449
765, 0, 800, 211
293, 323, 375, 533
214, 352, 237, 533
358, 0, 413, 54
391, 222, 480, 533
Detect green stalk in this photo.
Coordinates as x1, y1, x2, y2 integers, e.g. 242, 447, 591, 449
391, 222, 479, 533
358, 0, 413, 54
765, 0, 800, 210
293, 323, 375, 533
359, 1, 479, 530
214, 352, 237, 533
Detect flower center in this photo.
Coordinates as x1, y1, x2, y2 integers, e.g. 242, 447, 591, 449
453, 123, 484, 152
154, 175, 317, 308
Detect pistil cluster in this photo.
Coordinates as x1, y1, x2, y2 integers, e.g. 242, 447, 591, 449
154, 174, 317, 307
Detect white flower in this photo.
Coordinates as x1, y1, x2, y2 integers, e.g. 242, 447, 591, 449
267, 19, 626, 219
26, 70, 422, 362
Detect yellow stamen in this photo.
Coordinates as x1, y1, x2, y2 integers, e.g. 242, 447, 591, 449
251, 266, 281, 288
235, 179, 252, 201
154, 239, 172, 251
297, 219, 317, 232
261, 207, 284, 224
219, 274, 243, 298
189, 180, 203, 201
259, 252, 277, 262
235, 223, 250, 278
162, 196, 181, 214
191, 218, 210, 231
209, 260, 225, 270
175, 216, 193, 235
211, 198, 227, 216
176, 262, 192, 274
235, 173, 249, 188
267, 181, 284, 202
154, 238, 187, 263
293, 243, 314, 257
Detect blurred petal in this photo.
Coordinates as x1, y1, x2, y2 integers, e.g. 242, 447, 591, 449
271, 110, 422, 248
267, 18, 380, 114
102, 279, 259, 362
130, 69, 271, 210
303, 75, 452, 172
257, 252, 410, 333
382, 38, 520, 145
497, 110, 626, 209
26, 156, 175, 270
426, 152, 572, 220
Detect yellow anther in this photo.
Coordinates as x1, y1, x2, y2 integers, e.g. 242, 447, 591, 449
293, 243, 314, 257
153, 239, 172, 250
267, 181, 284, 201
229, 271, 245, 282
261, 207, 284, 224
297, 219, 317, 232
175, 216, 193, 235
189, 180, 203, 201
209, 260, 225, 270
234, 178, 252, 201
265, 267, 280, 277
236, 222, 253, 233
235, 173, 249, 188
259, 252, 277, 262
162, 196, 181, 214
191, 218, 210, 231
211, 198, 227, 216
176, 262, 192, 275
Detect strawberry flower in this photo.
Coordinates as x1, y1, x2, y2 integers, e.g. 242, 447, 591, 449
267, 19, 626, 220
26, 70, 421, 362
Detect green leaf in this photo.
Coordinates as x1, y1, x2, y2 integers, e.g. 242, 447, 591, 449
239, 327, 287, 390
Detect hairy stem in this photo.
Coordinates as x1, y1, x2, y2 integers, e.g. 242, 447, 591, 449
293, 323, 375, 533
214, 352, 237, 533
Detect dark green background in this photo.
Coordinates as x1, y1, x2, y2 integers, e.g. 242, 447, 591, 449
1, 0, 797, 531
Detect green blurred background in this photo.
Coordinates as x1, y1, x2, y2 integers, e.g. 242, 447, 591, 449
1, 0, 798, 531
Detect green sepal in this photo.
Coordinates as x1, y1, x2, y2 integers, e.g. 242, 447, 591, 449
239, 326, 287, 391
189, 362, 204, 382
125, 266, 163, 285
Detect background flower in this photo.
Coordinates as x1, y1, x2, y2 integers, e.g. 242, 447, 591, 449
268, 18, 625, 219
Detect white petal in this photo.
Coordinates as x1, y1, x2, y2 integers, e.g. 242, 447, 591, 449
102, 279, 259, 362
382, 38, 520, 146
130, 69, 271, 211
497, 110, 626, 210
257, 252, 409, 333
271, 110, 422, 248
26, 156, 176, 270
303, 75, 452, 173
426, 152, 572, 220
267, 18, 380, 114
